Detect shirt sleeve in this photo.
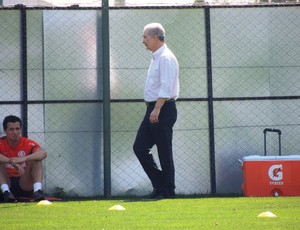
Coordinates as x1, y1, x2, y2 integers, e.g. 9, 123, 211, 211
158, 55, 179, 99
27, 139, 41, 154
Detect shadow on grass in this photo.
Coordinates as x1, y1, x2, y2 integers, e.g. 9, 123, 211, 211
54, 193, 243, 203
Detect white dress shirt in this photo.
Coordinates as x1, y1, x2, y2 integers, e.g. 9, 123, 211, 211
144, 44, 179, 102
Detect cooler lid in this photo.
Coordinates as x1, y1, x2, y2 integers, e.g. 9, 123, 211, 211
242, 155, 300, 161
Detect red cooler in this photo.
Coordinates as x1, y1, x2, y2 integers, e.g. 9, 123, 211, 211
241, 155, 300, 197
241, 128, 300, 196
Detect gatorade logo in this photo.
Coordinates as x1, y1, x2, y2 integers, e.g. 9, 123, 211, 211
268, 164, 283, 181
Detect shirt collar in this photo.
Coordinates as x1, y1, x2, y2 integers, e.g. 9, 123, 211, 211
152, 44, 167, 60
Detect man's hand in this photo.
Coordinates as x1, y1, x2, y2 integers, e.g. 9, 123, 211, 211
15, 164, 25, 176
149, 98, 167, 123
9, 158, 25, 176
10, 157, 26, 164
150, 108, 160, 123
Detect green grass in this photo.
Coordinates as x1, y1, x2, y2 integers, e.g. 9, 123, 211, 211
1, 197, 300, 229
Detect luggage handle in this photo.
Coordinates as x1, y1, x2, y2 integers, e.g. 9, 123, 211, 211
263, 128, 281, 156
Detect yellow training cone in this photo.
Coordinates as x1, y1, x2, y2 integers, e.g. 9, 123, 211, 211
37, 200, 52, 206
257, 211, 277, 218
108, 204, 126, 211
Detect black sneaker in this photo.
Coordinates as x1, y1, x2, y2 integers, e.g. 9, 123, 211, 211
33, 190, 45, 201
3, 191, 17, 203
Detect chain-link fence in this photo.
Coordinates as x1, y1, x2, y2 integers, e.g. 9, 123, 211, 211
0, 3, 299, 197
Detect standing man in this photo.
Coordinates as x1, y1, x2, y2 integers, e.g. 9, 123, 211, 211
0, 115, 47, 202
133, 23, 179, 199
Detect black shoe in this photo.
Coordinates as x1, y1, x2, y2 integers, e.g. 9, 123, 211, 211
153, 192, 165, 200
33, 190, 45, 201
3, 191, 17, 203
147, 189, 159, 199
147, 189, 165, 200
165, 190, 176, 199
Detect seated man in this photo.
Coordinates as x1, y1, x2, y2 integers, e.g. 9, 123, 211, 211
0, 115, 47, 202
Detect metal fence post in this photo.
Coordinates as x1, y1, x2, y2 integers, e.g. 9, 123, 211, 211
205, 6, 216, 195
20, 5, 28, 138
102, 0, 111, 197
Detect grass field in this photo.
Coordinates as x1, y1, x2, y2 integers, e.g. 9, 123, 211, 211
1, 196, 300, 229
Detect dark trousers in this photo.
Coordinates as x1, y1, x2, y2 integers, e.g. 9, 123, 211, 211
133, 100, 177, 195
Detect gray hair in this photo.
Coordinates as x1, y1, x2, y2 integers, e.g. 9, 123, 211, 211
144, 23, 165, 41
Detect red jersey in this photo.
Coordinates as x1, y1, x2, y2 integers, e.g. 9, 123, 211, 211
0, 136, 41, 177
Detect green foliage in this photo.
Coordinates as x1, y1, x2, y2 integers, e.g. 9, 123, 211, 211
1, 197, 300, 229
